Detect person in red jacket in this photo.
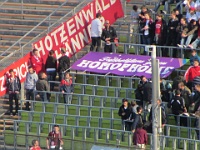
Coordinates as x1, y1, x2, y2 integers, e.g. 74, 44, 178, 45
184, 59, 200, 90
30, 49, 44, 74
133, 123, 147, 149
30, 140, 41, 150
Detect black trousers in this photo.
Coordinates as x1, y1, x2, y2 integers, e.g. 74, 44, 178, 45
104, 44, 112, 53
90, 37, 101, 51
25, 89, 34, 110
9, 93, 19, 114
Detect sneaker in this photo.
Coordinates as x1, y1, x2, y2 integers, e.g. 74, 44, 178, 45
177, 44, 183, 48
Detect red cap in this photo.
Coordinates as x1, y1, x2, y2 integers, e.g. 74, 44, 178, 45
190, 7, 196, 11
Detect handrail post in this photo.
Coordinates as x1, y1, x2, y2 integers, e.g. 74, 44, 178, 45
21, 0, 24, 15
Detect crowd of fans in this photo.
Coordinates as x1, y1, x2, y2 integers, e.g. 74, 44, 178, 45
131, 1, 200, 57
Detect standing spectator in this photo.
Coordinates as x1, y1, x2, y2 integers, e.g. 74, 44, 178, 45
130, 5, 141, 43
132, 106, 143, 133
167, 90, 186, 125
174, 8, 183, 22
141, 12, 155, 48
90, 12, 102, 52
184, 59, 200, 90
30, 140, 41, 150
118, 99, 132, 131
6, 69, 21, 116
133, 123, 147, 149
45, 50, 57, 91
141, 76, 152, 104
190, 49, 200, 65
154, 13, 167, 56
24, 66, 38, 111
130, 100, 139, 118
172, 71, 185, 90
30, 49, 44, 74
58, 48, 70, 81
36, 72, 50, 102
101, 20, 117, 53
60, 73, 73, 104
178, 81, 192, 111
46, 125, 63, 150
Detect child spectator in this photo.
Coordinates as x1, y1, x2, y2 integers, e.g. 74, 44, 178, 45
190, 49, 200, 65
46, 125, 63, 150
6, 69, 21, 116
25, 66, 38, 111
60, 73, 73, 104
30, 49, 44, 74
30, 140, 41, 150
45, 50, 57, 91
133, 123, 147, 149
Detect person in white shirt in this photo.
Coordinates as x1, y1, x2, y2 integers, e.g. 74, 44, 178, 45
130, 5, 141, 44
186, 7, 198, 23
194, 0, 200, 18
90, 12, 102, 52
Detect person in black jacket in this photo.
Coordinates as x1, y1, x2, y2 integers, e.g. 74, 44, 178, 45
140, 76, 152, 104
6, 69, 21, 116
118, 99, 132, 131
58, 48, 70, 81
45, 50, 57, 91
101, 20, 117, 53
132, 106, 143, 133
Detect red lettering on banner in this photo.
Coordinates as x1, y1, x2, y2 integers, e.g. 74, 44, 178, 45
0, 0, 124, 96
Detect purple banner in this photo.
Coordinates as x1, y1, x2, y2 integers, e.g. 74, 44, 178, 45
71, 52, 188, 78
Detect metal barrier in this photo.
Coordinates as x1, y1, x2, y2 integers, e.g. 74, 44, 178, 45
3, 119, 200, 150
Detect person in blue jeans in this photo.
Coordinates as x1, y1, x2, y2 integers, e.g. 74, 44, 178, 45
45, 50, 57, 91
188, 19, 200, 49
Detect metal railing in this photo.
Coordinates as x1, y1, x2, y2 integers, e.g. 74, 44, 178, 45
0, 0, 92, 67
3, 119, 200, 150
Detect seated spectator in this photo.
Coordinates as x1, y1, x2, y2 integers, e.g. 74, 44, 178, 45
130, 5, 141, 43
132, 106, 143, 133
58, 48, 70, 81
133, 123, 147, 149
30, 140, 41, 150
190, 49, 200, 65
186, 7, 198, 23
46, 125, 63, 150
184, 59, 200, 90
36, 72, 50, 102
178, 19, 198, 48
178, 81, 192, 112
30, 49, 44, 74
140, 12, 155, 50
60, 73, 73, 104
45, 50, 57, 91
118, 99, 132, 131
167, 89, 187, 125
25, 66, 38, 111
101, 20, 117, 53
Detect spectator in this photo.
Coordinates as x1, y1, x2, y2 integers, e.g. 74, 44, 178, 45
60, 73, 73, 104
184, 0, 195, 16
154, 13, 167, 56
178, 19, 198, 48
30, 140, 41, 150
174, 8, 183, 22
118, 99, 132, 131
130, 100, 139, 118
45, 50, 57, 91
178, 81, 192, 112
90, 12, 102, 52
188, 18, 200, 49
160, 78, 172, 102
167, 89, 186, 125
192, 76, 200, 112
36, 72, 50, 102
140, 12, 155, 49
194, 0, 200, 18
101, 20, 117, 53
186, 7, 198, 23
58, 48, 70, 81
30, 49, 44, 74
24, 66, 38, 111
132, 106, 143, 133
184, 59, 200, 90
130, 5, 141, 43
172, 71, 185, 90
133, 123, 147, 149
140, 76, 152, 104
190, 49, 200, 65
46, 125, 63, 150
6, 69, 21, 116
